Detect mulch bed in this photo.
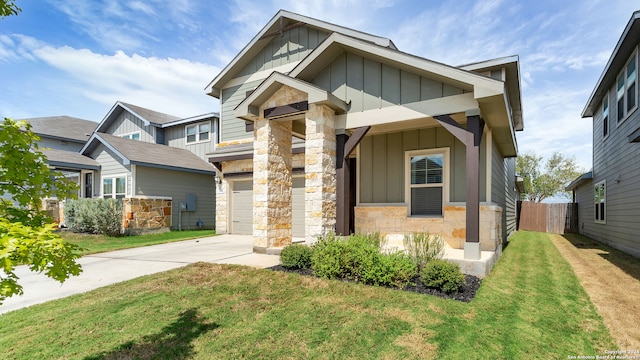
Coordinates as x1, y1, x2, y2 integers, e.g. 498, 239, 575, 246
267, 265, 481, 302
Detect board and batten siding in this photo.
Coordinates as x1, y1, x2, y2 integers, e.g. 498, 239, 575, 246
358, 128, 487, 204
237, 26, 328, 78
105, 112, 155, 143
312, 52, 466, 113
583, 75, 640, 257
164, 119, 218, 160
91, 143, 132, 197
135, 167, 216, 230
219, 25, 330, 143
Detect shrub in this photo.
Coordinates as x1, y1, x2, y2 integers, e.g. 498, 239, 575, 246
421, 259, 465, 294
64, 198, 123, 237
280, 243, 314, 269
310, 233, 348, 279
361, 252, 417, 288
403, 232, 445, 269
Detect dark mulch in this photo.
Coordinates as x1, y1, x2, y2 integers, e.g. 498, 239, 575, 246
267, 265, 482, 302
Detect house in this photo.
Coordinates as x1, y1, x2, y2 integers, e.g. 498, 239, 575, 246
25, 102, 219, 233
568, 10, 640, 258
205, 10, 524, 276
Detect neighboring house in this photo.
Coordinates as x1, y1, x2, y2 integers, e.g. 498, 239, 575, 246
23, 102, 219, 233
568, 10, 640, 258
205, 10, 524, 275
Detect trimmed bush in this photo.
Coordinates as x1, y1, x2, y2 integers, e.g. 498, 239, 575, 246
421, 259, 465, 294
403, 232, 444, 269
280, 243, 314, 269
361, 252, 417, 288
311, 232, 416, 288
64, 198, 123, 237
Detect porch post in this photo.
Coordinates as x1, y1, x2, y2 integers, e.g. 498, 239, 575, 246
305, 104, 337, 244
253, 117, 293, 253
465, 111, 483, 259
433, 110, 484, 260
335, 126, 370, 236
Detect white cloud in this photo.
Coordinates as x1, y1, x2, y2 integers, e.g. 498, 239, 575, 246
6, 35, 220, 118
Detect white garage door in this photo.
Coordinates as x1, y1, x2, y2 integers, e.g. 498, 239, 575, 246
231, 178, 305, 237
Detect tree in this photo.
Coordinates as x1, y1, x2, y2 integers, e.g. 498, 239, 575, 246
1, 118, 82, 305
0, 0, 21, 18
516, 151, 583, 202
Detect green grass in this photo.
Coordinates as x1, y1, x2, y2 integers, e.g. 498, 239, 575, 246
0, 231, 615, 359
60, 230, 217, 255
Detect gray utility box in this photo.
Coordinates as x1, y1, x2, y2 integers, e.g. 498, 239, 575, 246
185, 194, 196, 212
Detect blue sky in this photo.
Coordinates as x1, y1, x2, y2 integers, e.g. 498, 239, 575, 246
0, 0, 638, 171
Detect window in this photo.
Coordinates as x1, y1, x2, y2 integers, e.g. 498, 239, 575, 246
602, 95, 609, 138
121, 132, 140, 140
616, 50, 638, 124
405, 149, 447, 216
103, 175, 126, 199
594, 180, 606, 224
186, 122, 210, 144
84, 172, 92, 198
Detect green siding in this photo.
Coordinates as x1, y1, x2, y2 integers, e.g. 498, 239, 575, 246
220, 80, 262, 142
91, 144, 132, 197
359, 128, 487, 204
106, 112, 155, 143
313, 51, 465, 112
237, 26, 329, 77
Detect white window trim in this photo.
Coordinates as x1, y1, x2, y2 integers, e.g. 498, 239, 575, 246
616, 47, 638, 126
602, 92, 609, 140
185, 121, 211, 144
101, 173, 127, 199
404, 148, 450, 217
594, 180, 606, 224
121, 131, 141, 140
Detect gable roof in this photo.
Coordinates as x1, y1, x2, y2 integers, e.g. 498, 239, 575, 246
96, 101, 181, 133
25, 116, 97, 143
458, 55, 524, 131
205, 9, 396, 97
81, 133, 216, 175
290, 32, 505, 101
583, 10, 640, 117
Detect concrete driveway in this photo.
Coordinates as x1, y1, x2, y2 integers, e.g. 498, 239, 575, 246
0, 234, 280, 314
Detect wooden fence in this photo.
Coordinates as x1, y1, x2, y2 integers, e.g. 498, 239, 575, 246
518, 201, 578, 234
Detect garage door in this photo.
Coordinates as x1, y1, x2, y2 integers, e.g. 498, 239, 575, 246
231, 178, 305, 237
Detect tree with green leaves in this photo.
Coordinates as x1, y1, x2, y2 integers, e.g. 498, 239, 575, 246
1, 118, 83, 305
516, 151, 583, 202
0, 0, 21, 18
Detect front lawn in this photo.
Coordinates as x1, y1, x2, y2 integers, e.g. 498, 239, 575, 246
60, 229, 217, 255
0, 231, 615, 359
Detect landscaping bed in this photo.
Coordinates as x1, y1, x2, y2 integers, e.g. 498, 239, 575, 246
268, 265, 481, 302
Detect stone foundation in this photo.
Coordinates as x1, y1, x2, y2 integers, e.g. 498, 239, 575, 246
123, 197, 172, 235
354, 204, 503, 252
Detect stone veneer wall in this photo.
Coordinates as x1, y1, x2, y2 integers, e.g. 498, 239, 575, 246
123, 197, 172, 234
354, 204, 503, 252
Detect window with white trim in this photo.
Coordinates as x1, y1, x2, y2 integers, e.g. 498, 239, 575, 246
594, 180, 606, 224
103, 175, 126, 199
121, 132, 140, 140
405, 149, 447, 216
616, 50, 637, 124
186, 122, 210, 144
602, 94, 609, 139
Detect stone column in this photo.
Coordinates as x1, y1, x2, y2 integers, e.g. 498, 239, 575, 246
215, 179, 227, 234
305, 103, 337, 244
253, 117, 293, 253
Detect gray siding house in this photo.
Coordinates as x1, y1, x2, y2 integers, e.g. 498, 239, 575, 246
26, 102, 219, 232
569, 10, 640, 258
205, 10, 524, 276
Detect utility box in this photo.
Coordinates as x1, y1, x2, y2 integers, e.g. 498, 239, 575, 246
186, 194, 196, 212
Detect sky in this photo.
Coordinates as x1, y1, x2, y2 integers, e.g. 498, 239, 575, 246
0, 0, 638, 171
